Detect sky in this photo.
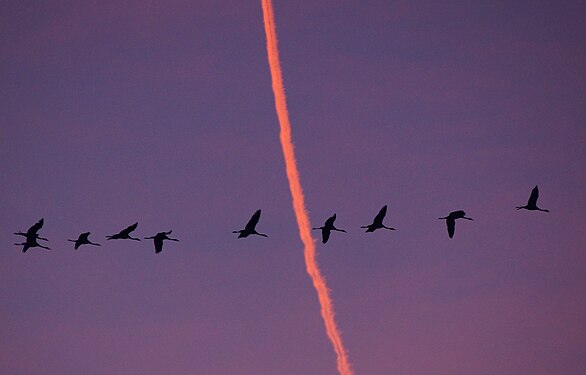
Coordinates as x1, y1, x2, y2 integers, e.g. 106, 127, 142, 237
1, 1, 585, 374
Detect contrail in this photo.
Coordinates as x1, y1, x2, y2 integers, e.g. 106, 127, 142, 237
260, 1, 354, 374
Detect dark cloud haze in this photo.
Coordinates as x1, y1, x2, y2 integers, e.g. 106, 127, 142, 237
1, 1, 585, 374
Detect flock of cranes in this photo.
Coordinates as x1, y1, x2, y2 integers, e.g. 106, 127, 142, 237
14, 220, 181, 254
13, 186, 549, 252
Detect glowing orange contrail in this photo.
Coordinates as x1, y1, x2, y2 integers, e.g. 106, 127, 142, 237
261, 1, 353, 374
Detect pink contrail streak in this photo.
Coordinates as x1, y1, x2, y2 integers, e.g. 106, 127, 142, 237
260, 1, 354, 374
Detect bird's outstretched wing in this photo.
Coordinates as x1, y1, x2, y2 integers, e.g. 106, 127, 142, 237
446, 218, 455, 238
449, 210, 465, 219
120, 222, 139, 236
154, 237, 164, 253
528, 186, 539, 206
374, 205, 387, 224
324, 214, 336, 228
244, 210, 261, 232
322, 229, 331, 244
27, 218, 44, 236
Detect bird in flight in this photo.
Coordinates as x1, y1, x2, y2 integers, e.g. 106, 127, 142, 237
106, 222, 141, 240
233, 209, 268, 238
14, 218, 51, 252
68, 232, 101, 249
361, 205, 396, 232
516, 186, 549, 212
145, 230, 179, 253
15, 235, 51, 252
438, 210, 473, 238
14, 218, 48, 241
313, 213, 346, 243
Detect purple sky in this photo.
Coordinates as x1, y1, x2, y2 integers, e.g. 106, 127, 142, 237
2, 1, 585, 374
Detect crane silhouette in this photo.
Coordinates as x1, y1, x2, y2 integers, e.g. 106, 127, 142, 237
145, 230, 179, 253
516, 186, 549, 212
361, 205, 396, 232
106, 222, 141, 240
233, 209, 268, 238
14, 218, 48, 241
438, 210, 473, 238
68, 232, 101, 249
313, 213, 346, 243
14, 218, 50, 252
15, 235, 51, 252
